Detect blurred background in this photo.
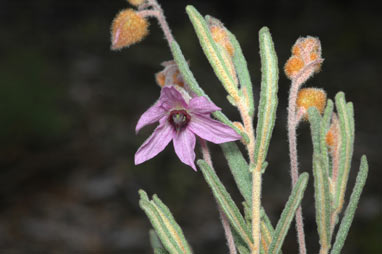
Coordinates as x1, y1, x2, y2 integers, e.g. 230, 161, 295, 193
0, 0, 380, 253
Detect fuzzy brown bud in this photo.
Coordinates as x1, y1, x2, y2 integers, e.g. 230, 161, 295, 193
127, 0, 145, 7
296, 88, 327, 119
111, 9, 149, 50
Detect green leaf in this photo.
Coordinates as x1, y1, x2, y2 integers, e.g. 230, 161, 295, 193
186, 6, 237, 96
150, 230, 169, 254
220, 142, 251, 203
197, 159, 253, 249
334, 92, 354, 211
268, 173, 309, 254
139, 190, 192, 254
260, 207, 278, 254
238, 245, 250, 254
320, 99, 334, 176
154, 249, 171, 254
330, 155, 368, 254
253, 26, 279, 171
308, 107, 332, 249
221, 142, 277, 253
228, 30, 255, 117
170, 40, 249, 143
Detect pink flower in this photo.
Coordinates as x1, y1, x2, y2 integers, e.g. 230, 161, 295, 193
135, 86, 241, 170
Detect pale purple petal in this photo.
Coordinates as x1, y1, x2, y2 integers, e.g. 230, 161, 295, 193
160, 86, 188, 110
136, 101, 167, 133
188, 96, 221, 114
135, 121, 175, 165
173, 128, 197, 171
188, 114, 241, 144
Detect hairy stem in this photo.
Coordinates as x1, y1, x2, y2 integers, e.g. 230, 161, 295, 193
234, 96, 260, 254
200, 139, 237, 254
251, 168, 262, 254
287, 79, 307, 254
140, 0, 175, 48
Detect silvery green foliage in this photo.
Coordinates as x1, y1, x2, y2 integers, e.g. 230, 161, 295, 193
131, 4, 368, 254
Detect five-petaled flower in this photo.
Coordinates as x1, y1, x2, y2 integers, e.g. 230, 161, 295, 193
135, 86, 241, 170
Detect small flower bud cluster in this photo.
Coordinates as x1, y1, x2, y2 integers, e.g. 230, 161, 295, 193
284, 36, 322, 79
111, 9, 149, 50
296, 88, 327, 120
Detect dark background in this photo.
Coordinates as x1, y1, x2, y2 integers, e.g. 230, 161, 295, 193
0, 0, 380, 253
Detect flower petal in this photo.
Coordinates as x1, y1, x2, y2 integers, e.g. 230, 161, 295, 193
188, 96, 221, 114
135, 121, 174, 165
189, 114, 241, 144
136, 101, 167, 133
173, 128, 197, 171
160, 86, 188, 110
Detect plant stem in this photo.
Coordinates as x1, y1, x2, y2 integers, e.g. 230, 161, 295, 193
139, 0, 175, 48
287, 79, 307, 254
200, 139, 237, 254
251, 168, 261, 254
233, 96, 260, 254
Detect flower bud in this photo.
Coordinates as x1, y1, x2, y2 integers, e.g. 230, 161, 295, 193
284, 56, 304, 79
285, 36, 323, 80
127, 0, 145, 7
296, 88, 327, 119
111, 9, 149, 50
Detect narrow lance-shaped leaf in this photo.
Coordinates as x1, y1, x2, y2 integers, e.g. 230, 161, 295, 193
150, 230, 169, 254
221, 142, 276, 246
220, 142, 252, 203
268, 173, 309, 254
308, 107, 332, 249
197, 159, 253, 249
330, 155, 368, 254
139, 190, 192, 254
186, 6, 237, 97
320, 99, 334, 176
151, 194, 192, 253
253, 27, 279, 171
334, 92, 354, 211
260, 207, 278, 254
170, 41, 249, 143
139, 200, 181, 253
227, 30, 255, 117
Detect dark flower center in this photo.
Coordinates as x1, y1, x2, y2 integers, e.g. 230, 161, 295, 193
169, 109, 191, 131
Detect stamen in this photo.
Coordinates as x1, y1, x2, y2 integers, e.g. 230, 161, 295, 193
169, 109, 190, 132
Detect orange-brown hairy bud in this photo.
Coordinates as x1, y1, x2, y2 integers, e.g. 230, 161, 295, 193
111, 9, 149, 50
127, 0, 145, 7
296, 88, 327, 119
286, 36, 322, 80
284, 56, 304, 79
